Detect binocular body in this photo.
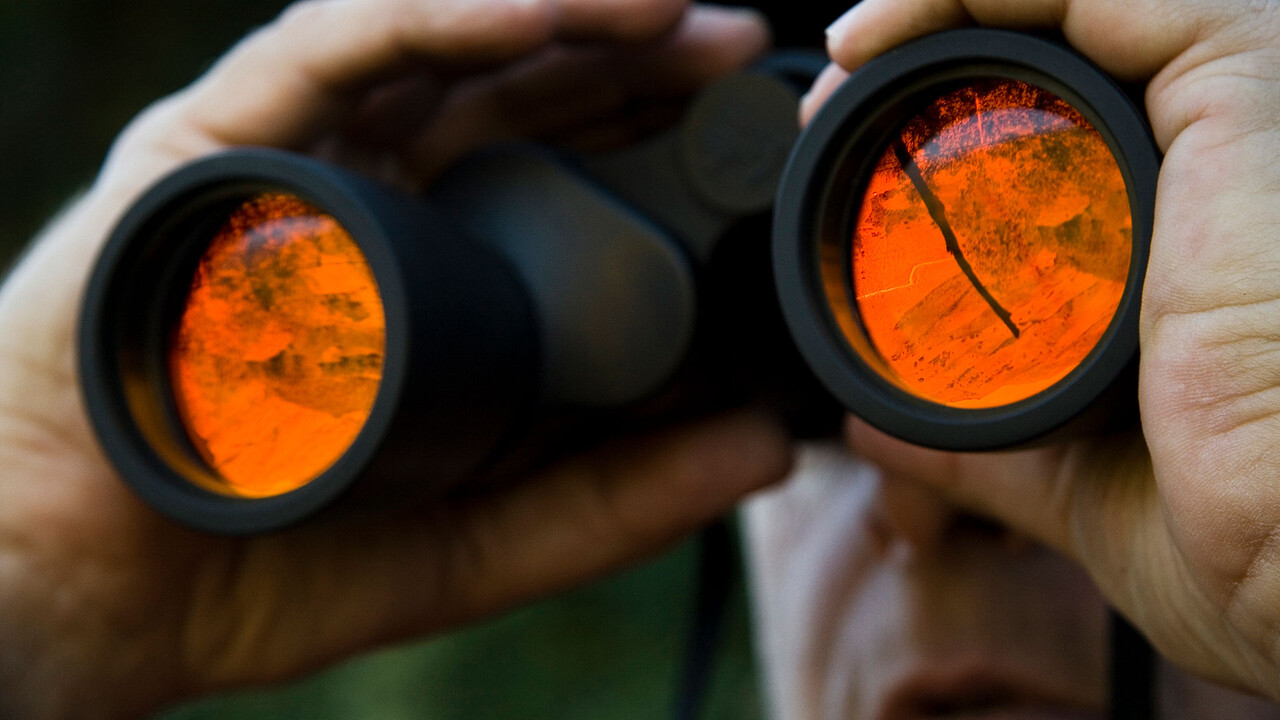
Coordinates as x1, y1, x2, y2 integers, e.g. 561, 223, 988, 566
79, 31, 1159, 533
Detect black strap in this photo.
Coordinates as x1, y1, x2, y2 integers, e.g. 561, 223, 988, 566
1108, 610, 1157, 719
671, 519, 736, 720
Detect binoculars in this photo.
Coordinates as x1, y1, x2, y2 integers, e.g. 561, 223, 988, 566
79, 30, 1159, 533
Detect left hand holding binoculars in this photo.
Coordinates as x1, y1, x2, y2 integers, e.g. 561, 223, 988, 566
8, 0, 1280, 713
821, 0, 1280, 702
0, 2, 787, 717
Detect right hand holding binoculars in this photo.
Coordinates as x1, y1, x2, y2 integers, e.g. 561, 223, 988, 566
819, 0, 1280, 702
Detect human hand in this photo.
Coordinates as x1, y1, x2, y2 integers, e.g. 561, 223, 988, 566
743, 444, 1280, 717
808, 0, 1280, 699
0, 2, 789, 718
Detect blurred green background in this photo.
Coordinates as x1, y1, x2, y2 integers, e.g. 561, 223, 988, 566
0, 0, 843, 257
0, 0, 289, 257
1, 1, 849, 716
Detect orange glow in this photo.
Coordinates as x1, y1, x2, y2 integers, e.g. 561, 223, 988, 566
848, 79, 1131, 408
169, 193, 385, 497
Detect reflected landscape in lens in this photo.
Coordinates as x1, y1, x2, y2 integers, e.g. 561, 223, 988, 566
850, 79, 1132, 408
169, 193, 385, 497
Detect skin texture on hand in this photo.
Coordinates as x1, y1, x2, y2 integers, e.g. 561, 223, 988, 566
809, 0, 1280, 700
0, 2, 790, 718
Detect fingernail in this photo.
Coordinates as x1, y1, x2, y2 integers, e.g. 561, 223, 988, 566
824, 6, 859, 42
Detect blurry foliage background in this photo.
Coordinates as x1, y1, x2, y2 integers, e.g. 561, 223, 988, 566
0, 0, 289, 257
0, 0, 847, 717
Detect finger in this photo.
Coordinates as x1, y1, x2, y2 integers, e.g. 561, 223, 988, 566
433, 411, 791, 620
555, 0, 688, 41
337, 73, 450, 153
824, 0, 1204, 83
334, 1, 762, 153
842, 414, 1167, 592
129, 0, 694, 154
824, 0, 970, 71
403, 49, 634, 182
194, 411, 792, 688
840, 413, 1271, 688
842, 415, 1084, 557
407, 4, 769, 181
611, 5, 770, 95
798, 61, 848, 126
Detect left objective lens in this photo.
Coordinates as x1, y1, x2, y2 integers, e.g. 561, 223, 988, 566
168, 192, 386, 498
82, 149, 545, 532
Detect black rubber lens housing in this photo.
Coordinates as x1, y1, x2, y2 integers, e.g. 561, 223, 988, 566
79, 149, 538, 533
774, 30, 1160, 450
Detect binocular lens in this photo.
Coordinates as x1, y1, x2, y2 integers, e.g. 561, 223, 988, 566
169, 192, 386, 498
80, 34, 1158, 530
836, 79, 1132, 408
776, 30, 1159, 449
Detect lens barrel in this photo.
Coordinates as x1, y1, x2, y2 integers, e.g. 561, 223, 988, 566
80, 63, 819, 533
774, 30, 1160, 450
80, 150, 540, 533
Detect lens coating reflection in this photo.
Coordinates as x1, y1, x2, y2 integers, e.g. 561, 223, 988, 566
169, 193, 385, 498
848, 78, 1131, 408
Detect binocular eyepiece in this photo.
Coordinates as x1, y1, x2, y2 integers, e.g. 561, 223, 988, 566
79, 31, 1159, 533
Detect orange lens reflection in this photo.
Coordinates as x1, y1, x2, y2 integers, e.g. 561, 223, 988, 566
849, 79, 1131, 408
169, 193, 385, 497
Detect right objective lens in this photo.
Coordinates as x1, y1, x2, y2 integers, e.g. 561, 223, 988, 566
773, 29, 1159, 449
844, 78, 1132, 409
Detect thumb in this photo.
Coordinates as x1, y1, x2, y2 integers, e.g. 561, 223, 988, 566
841, 414, 1150, 564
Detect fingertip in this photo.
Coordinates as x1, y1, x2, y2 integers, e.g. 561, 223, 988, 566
673, 5, 773, 80
823, 4, 862, 52
824, 0, 877, 69
684, 410, 795, 494
799, 61, 849, 127
705, 5, 773, 59
737, 412, 796, 485
825, 0, 971, 70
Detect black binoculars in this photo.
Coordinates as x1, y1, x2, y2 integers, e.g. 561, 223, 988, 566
79, 30, 1159, 533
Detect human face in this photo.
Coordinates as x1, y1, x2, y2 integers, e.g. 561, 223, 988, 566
742, 441, 1280, 719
